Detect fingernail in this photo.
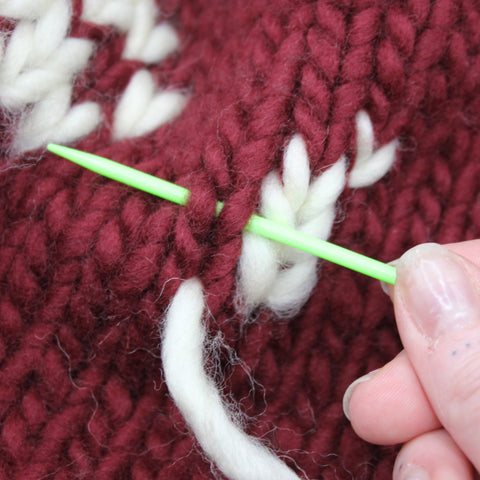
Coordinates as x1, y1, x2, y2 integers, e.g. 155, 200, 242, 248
342, 369, 380, 420
380, 260, 398, 296
399, 464, 430, 480
380, 279, 390, 295
397, 243, 480, 340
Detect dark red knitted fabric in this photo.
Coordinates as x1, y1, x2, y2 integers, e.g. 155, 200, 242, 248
1, 0, 480, 478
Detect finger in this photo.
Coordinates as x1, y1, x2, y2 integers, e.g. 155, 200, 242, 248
393, 242, 480, 471
345, 349, 440, 445
446, 240, 480, 269
393, 429, 474, 480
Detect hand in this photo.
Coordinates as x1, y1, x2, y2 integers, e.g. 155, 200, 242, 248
343, 241, 480, 479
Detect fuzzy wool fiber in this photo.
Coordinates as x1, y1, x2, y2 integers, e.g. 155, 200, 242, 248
1, 0, 480, 479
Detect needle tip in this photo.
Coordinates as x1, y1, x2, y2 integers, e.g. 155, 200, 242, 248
46, 143, 65, 156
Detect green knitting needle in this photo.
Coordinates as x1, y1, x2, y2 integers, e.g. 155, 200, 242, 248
47, 143, 397, 284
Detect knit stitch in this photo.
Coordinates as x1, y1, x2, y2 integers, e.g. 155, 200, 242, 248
81, 0, 180, 63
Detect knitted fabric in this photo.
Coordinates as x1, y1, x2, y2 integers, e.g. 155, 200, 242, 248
1, 0, 480, 479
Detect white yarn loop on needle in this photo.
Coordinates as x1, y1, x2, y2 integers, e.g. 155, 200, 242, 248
237, 111, 397, 317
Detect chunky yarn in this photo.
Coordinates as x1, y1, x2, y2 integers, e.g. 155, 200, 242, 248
1, 0, 480, 479
162, 278, 301, 480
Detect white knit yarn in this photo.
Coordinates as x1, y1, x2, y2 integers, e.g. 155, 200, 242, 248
0, 0, 59, 21
0, 0, 101, 152
161, 278, 301, 480
82, 0, 187, 140
238, 110, 397, 316
348, 110, 397, 188
238, 136, 346, 316
113, 69, 187, 139
0, 0, 186, 152
81, 0, 179, 63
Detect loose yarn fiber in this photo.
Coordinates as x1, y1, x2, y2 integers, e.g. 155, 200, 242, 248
1, 1, 480, 479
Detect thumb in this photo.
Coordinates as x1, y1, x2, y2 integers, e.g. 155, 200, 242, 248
393, 242, 480, 470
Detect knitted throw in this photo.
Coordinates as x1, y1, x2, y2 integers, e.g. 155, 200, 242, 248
1, 1, 479, 479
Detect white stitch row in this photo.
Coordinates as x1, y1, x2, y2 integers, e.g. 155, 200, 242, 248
0, 0, 101, 152
237, 111, 397, 316
82, 0, 187, 140
0, 0, 186, 152
81, 0, 179, 63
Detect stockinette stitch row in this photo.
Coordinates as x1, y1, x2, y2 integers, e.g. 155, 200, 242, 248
1, 0, 480, 479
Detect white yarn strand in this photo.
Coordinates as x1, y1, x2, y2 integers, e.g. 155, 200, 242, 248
123, 0, 179, 63
81, 1, 134, 31
282, 134, 311, 212
161, 278, 301, 480
0, 0, 53, 20
129, 23, 179, 64
13, 86, 100, 152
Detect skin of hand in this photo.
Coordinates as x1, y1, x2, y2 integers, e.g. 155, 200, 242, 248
343, 240, 480, 479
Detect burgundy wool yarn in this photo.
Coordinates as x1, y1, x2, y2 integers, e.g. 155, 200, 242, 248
1, 0, 480, 478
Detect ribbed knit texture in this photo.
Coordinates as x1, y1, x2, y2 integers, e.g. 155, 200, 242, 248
1, 0, 480, 478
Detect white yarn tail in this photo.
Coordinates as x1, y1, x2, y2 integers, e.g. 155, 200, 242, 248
238, 110, 397, 316
161, 278, 302, 480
